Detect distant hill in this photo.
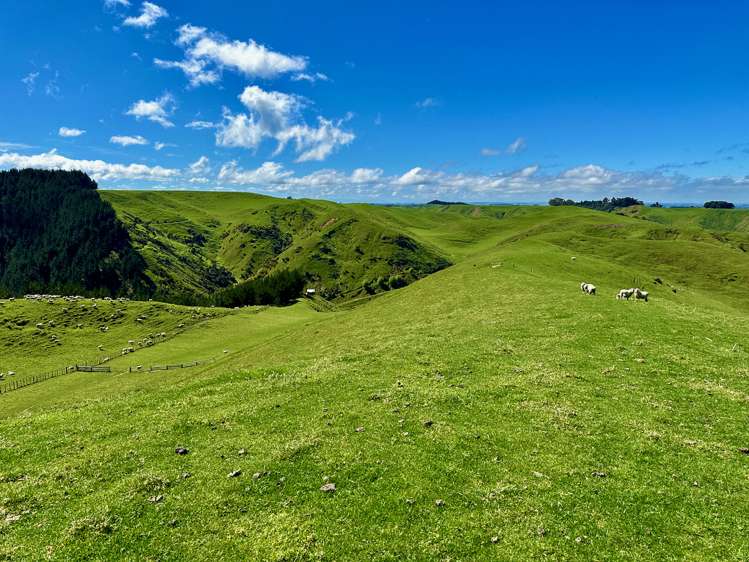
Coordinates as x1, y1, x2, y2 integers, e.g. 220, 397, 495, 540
102, 190, 451, 302
427, 199, 467, 205
0, 169, 152, 298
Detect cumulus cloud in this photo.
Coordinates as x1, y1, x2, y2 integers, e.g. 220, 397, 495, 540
123, 2, 167, 28
155, 24, 306, 86
126, 93, 176, 128
104, 0, 130, 7
0, 149, 178, 182
110, 135, 149, 146
215, 85, 354, 162
188, 155, 210, 175
210, 160, 749, 202
58, 127, 86, 138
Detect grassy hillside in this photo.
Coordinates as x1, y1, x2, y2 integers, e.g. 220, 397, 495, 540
1, 201, 748, 560
103, 191, 450, 301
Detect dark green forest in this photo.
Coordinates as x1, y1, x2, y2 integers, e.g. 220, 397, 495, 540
548, 196, 644, 211
0, 169, 153, 298
0, 169, 306, 306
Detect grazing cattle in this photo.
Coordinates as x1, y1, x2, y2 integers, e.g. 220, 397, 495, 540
633, 288, 649, 302
617, 288, 635, 300
580, 282, 596, 295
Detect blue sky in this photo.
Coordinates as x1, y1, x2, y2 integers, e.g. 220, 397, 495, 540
2, 0, 749, 203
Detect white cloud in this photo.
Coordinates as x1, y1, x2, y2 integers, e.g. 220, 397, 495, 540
481, 147, 501, 157
156, 24, 306, 86
415, 97, 440, 109
185, 120, 216, 129
0, 149, 178, 182
154, 142, 176, 151
216, 85, 354, 162
211, 161, 747, 202
292, 72, 329, 83
104, 0, 130, 7
188, 156, 210, 175
126, 93, 176, 128
507, 137, 527, 154
21, 72, 39, 96
58, 127, 86, 138
0, 141, 33, 152
123, 2, 167, 28
218, 161, 293, 186
110, 135, 149, 146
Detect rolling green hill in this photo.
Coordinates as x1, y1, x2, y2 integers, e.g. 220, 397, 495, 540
102, 191, 450, 301
1, 198, 748, 560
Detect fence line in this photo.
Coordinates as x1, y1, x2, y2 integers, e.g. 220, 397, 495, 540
0, 355, 111, 396
129, 357, 216, 373
1, 354, 218, 396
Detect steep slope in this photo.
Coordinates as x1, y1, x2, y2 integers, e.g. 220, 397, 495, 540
103, 191, 450, 301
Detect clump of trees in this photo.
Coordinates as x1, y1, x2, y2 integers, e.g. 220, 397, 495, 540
211, 269, 305, 308
0, 169, 153, 298
704, 201, 735, 209
548, 196, 643, 211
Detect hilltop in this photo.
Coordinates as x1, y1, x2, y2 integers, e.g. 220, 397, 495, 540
1, 199, 748, 560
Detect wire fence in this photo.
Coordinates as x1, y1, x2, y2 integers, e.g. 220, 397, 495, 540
0, 361, 111, 395
1, 354, 219, 396
129, 357, 216, 372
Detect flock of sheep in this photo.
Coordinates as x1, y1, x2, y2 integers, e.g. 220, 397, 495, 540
580, 282, 649, 302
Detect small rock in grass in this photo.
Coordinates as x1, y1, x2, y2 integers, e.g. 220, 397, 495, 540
320, 483, 336, 493
405, 498, 415, 505
181, 472, 192, 479
252, 472, 262, 480
148, 495, 163, 503
175, 447, 189, 455
491, 536, 499, 544
355, 426, 365, 432
168, 519, 178, 527
238, 448, 246, 456
228, 470, 242, 478
591, 471, 607, 478
423, 419, 434, 428
739, 447, 749, 455
532, 471, 545, 478
435, 499, 445, 507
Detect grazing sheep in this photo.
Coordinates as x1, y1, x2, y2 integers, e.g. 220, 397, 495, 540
617, 288, 635, 300
633, 288, 649, 302
580, 282, 596, 295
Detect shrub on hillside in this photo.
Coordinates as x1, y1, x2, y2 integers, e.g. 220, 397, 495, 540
704, 201, 735, 209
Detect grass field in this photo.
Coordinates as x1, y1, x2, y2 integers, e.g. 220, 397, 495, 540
1, 199, 748, 560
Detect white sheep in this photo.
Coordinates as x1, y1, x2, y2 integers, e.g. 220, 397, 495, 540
616, 288, 635, 300
580, 282, 596, 295
633, 288, 649, 302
